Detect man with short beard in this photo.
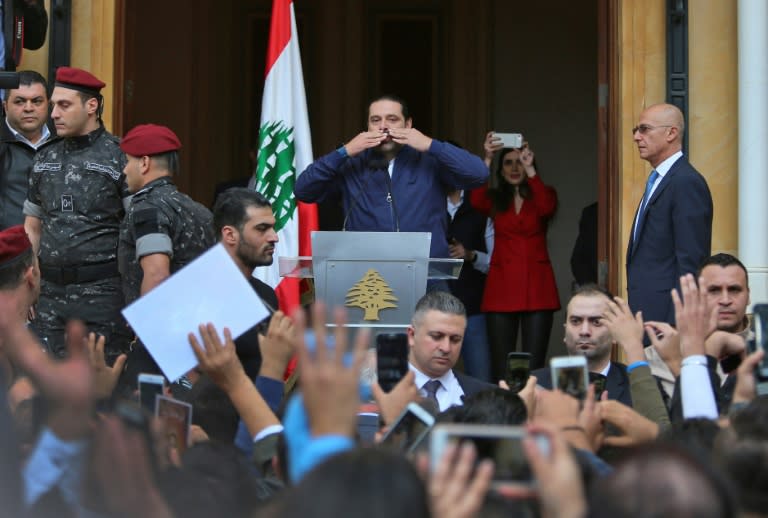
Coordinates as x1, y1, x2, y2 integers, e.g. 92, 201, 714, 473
212, 187, 280, 380
294, 94, 488, 258
532, 284, 633, 406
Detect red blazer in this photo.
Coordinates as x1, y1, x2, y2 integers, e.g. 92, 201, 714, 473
470, 175, 560, 312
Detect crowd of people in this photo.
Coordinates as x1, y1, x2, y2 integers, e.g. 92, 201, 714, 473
0, 58, 762, 518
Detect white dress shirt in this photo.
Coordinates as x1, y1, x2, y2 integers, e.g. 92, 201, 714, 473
409, 363, 465, 412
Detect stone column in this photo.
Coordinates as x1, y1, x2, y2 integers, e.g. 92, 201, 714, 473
738, 0, 768, 304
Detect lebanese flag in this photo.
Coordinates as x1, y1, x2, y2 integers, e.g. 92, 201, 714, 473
252, 0, 317, 316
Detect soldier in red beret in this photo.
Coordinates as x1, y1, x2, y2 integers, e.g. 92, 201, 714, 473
118, 124, 214, 304
0, 225, 39, 309
22, 67, 131, 362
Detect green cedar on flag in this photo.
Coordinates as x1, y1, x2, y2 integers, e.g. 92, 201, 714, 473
252, 0, 317, 313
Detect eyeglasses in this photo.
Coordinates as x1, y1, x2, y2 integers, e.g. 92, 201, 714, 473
632, 124, 673, 134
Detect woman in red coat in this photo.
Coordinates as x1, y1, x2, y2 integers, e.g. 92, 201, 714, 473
470, 133, 560, 377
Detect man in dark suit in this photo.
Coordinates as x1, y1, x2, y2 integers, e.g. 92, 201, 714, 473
407, 291, 494, 411
533, 285, 632, 406
626, 103, 713, 326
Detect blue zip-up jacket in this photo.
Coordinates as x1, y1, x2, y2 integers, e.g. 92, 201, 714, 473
294, 140, 488, 257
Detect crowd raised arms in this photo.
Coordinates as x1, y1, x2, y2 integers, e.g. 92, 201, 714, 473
1, 49, 760, 517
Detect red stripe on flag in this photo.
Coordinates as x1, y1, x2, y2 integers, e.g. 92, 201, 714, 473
275, 277, 299, 314
265, 0, 292, 77
297, 201, 318, 257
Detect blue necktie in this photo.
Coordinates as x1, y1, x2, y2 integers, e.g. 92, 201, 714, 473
634, 169, 659, 241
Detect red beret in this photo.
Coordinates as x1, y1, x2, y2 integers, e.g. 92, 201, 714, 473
55, 66, 106, 94
0, 225, 31, 267
120, 124, 182, 157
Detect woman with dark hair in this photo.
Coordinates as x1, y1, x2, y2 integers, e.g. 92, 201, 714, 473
470, 132, 560, 377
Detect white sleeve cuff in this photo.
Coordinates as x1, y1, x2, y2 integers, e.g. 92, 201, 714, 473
681, 354, 718, 419
253, 423, 284, 443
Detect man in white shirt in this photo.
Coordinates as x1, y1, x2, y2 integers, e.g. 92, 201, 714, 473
646, 253, 752, 402
407, 291, 494, 412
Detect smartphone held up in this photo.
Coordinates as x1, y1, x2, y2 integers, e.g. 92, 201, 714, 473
505, 352, 531, 394
550, 356, 588, 400
376, 333, 409, 392
430, 424, 550, 488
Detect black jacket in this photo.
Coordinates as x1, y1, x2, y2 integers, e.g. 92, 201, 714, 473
447, 192, 488, 315
533, 361, 633, 407
235, 276, 280, 380
0, 120, 49, 229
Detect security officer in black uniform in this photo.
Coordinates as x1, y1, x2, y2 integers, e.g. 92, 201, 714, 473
118, 123, 215, 304
23, 66, 131, 361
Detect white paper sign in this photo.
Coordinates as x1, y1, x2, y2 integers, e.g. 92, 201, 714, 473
122, 243, 269, 381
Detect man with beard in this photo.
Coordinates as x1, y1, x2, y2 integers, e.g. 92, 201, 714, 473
212, 187, 280, 380
294, 95, 488, 258
532, 284, 633, 406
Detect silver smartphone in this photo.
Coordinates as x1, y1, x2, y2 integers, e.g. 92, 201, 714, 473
429, 423, 550, 488
494, 132, 523, 149
380, 402, 435, 453
138, 372, 165, 412
550, 356, 589, 400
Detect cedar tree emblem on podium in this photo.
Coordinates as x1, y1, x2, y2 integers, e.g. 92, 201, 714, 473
345, 268, 398, 320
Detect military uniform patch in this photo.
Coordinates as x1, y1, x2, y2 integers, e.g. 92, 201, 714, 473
61, 194, 74, 212
85, 161, 121, 181
34, 162, 62, 173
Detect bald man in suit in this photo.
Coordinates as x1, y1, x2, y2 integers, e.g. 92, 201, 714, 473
626, 103, 712, 326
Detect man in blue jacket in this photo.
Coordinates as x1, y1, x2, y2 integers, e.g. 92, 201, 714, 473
294, 95, 488, 258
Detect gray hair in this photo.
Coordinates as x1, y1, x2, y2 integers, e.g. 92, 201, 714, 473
411, 290, 466, 326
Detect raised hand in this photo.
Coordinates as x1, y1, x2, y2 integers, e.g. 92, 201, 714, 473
483, 131, 504, 162
87, 332, 127, 400
645, 321, 682, 375
388, 127, 433, 152
672, 274, 717, 357
2, 319, 93, 440
732, 349, 765, 404
188, 322, 279, 438
428, 442, 494, 518
343, 131, 388, 156
189, 323, 245, 393
296, 302, 369, 438
603, 297, 645, 364
523, 422, 587, 518
258, 310, 297, 380
600, 399, 659, 447
519, 145, 536, 176
371, 370, 419, 426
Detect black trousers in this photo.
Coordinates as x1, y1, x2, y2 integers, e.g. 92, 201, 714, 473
486, 310, 554, 380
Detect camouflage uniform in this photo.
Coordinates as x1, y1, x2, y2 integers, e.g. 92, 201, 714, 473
23, 125, 131, 360
119, 176, 215, 305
